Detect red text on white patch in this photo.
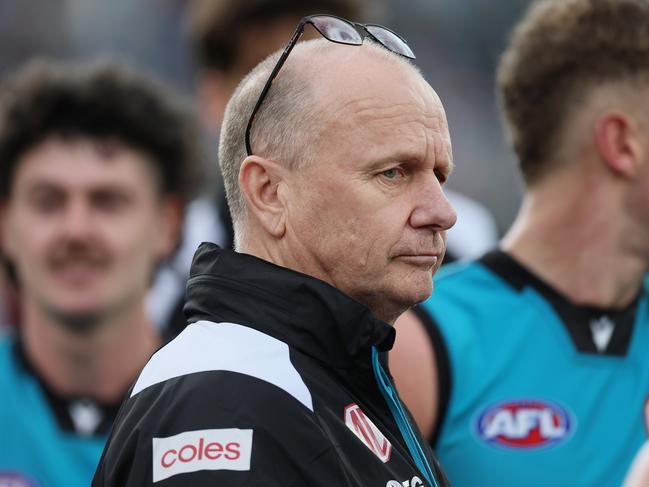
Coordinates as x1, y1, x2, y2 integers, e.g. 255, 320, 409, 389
152, 428, 252, 482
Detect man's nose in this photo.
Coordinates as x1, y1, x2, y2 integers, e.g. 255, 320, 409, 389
60, 200, 94, 239
409, 178, 457, 231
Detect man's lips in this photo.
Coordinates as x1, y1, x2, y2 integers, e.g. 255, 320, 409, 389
50, 263, 104, 285
393, 254, 439, 267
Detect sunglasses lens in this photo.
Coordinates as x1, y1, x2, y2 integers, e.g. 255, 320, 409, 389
365, 25, 415, 59
311, 16, 363, 45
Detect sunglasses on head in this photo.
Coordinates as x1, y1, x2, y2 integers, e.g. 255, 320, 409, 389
244, 14, 416, 156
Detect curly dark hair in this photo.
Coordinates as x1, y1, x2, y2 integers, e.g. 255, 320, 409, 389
497, 0, 649, 185
0, 59, 203, 201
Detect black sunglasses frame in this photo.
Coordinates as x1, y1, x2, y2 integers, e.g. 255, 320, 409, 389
244, 14, 416, 156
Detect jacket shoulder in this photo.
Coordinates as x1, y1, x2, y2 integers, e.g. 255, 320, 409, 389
132, 320, 313, 410
93, 321, 342, 486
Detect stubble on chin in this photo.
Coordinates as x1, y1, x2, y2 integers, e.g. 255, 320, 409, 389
42, 303, 106, 335
39, 287, 139, 335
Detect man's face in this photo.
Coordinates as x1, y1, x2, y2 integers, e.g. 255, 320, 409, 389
283, 51, 457, 323
1, 137, 178, 330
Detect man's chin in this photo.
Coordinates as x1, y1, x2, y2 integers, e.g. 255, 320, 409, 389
405, 273, 434, 303
411, 287, 433, 307
44, 305, 107, 334
375, 286, 433, 324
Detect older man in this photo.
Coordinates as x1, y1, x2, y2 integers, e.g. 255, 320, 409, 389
94, 15, 456, 487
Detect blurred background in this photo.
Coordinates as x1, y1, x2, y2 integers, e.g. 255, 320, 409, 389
0, 0, 531, 234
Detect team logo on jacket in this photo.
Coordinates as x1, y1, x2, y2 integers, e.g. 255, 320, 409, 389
475, 399, 573, 449
152, 428, 253, 482
344, 403, 392, 462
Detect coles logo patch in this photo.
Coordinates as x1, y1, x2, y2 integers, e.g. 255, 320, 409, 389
152, 428, 252, 482
475, 399, 573, 449
344, 403, 392, 463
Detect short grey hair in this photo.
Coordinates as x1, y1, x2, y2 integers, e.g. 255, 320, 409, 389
219, 41, 325, 243
219, 39, 418, 246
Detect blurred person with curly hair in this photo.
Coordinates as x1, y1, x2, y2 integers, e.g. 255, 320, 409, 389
0, 59, 202, 487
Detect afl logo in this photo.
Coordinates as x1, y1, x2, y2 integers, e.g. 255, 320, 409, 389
475, 399, 573, 449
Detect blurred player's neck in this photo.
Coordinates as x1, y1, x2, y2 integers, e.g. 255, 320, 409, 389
502, 169, 646, 309
20, 298, 160, 403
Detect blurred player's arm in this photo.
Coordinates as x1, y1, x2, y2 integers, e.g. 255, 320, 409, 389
623, 441, 649, 487
391, 308, 440, 440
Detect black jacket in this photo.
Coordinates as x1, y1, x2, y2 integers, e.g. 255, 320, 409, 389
93, 244, 450, 486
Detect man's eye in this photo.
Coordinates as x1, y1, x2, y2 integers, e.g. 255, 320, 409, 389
92, 191, 131, 212
29, 191, 64, 213
381, 168, 399, 179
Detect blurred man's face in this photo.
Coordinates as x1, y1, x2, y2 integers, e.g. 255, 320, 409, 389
1, 137, 178, 331
284, 49, 457, 323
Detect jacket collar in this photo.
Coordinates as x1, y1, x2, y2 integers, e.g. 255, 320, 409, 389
184, 243, 395, 369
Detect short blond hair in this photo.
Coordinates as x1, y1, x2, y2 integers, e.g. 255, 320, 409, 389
497, 0, 649, 185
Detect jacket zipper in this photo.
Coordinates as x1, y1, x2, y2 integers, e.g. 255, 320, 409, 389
371, 346, 438, 487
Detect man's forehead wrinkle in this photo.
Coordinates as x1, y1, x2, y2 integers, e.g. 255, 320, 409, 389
332, 95, 443, 129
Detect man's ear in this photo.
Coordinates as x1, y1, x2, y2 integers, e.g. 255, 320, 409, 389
238, 156, 287, 238
594, 112, 641, 179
